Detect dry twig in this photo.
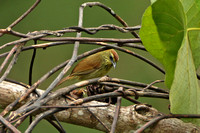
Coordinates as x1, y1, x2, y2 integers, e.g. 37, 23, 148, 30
1, 1, 199, 133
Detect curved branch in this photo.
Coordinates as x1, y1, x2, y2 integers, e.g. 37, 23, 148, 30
0, 81, 199, 132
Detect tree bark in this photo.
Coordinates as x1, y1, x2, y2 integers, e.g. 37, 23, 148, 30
0, 81, 199, 133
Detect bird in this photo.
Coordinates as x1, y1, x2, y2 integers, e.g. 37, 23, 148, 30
57, 49, 119, 86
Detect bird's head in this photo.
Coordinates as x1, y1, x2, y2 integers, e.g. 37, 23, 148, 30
108, 49, 119, 68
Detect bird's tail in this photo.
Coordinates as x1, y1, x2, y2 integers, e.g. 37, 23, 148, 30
56, 75, 73, 86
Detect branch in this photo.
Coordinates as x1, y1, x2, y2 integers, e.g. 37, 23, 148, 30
0, 81, 199, 132
0, 0, 41, 37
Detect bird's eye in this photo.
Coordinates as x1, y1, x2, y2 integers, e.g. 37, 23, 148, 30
110, 55, 113, 61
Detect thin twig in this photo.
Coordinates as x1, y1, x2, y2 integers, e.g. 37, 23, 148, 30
46, 117, 66, 133
11, 76, 168, 121
143, 80, 164, 91
19, 84, 165, 132
123, 43, 145, 50
0, 115, 21, 133
67, 24, 140, 34
0, 0, 41, 37
87, 108, 110, 132
10, 3, 86, 123
7, 79, 168, 132
28, 39, 37, 125
25, 108, 59, 133
0, 98, 20, 116
0, 47, 108, 117
14, 115, 28, 128
34, 1, 84, 101
109, 78, 168, 93
0, 34, 47, 50
99, 82, 142, 91
29, 40, 37, 86
135, 114, 200, 133
10, 77, 111, 119
80, 2, 139, 38
0, 45, 18, 74
39, 104, 111, 111
39, 37, 141, 43
0, 41, 145, 59
0, 44, 23, 83
0, 25, 140, 38
9, 107, 38, 124
124, 96, 141, 104
110, 87, 122, 133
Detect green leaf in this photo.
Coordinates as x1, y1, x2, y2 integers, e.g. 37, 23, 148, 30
140, 0, 200, 126
140, 0, 186, 87
150, 0, 157, 4
181, 0, 200, 68
140, 0, 200, 87
170, 35, 200, 125
195, 0, 200, 11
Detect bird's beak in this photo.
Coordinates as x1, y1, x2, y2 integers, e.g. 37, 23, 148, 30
111, 60, 116, 69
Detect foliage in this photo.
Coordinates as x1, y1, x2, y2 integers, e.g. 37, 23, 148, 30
140, 0, 200, 125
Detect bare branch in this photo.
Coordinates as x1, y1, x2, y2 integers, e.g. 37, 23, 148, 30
0, 81, 199, 132
0, 44, 23, 83
0, 0, 41, 37
0, 115, 21, 133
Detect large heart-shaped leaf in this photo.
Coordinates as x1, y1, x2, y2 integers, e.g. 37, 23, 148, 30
170, 34, 200, 125
140, 0, 200, 125
140, 0, 185, 87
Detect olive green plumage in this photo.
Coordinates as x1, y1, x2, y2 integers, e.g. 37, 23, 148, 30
57, 49, 119, 86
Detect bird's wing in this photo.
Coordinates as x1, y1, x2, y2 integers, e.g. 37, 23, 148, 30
71, 54, 102, 76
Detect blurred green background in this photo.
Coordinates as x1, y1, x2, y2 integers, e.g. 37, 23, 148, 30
0, 0, 169, 132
